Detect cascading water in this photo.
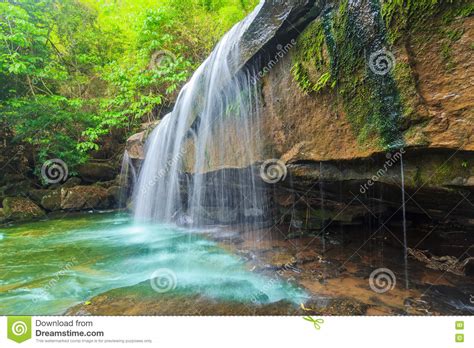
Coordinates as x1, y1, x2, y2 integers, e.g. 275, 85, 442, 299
118, 150, 137, 208
133, 3, 268, 227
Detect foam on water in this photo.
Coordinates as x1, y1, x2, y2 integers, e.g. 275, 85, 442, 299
0, 214, 306, 315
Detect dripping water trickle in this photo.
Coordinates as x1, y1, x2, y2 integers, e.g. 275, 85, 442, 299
400, 153, 409, 289
319, 162, 326, 253
119, 150, 137, 208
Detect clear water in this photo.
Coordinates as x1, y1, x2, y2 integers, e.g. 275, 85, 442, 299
0, 213, 306, 315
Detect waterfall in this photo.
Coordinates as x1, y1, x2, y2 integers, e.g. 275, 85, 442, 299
133, 3, 268, 227
119, 150, 137, 208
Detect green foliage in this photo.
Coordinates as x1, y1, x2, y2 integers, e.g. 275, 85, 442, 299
1, 0, 257, 175
1, 95, 94, 171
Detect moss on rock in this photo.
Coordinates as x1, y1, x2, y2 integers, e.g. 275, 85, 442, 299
381, 0, 474, 43
2, 197, 46, 222
290, 0, 473, 151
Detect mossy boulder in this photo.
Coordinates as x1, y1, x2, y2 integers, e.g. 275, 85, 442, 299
60, 186, 110, 210
2, 197, 45, 222
41, 190, 62, 211
77, 162, 117, 183
1, 181, 32, 199
28, 189, 62, 211
0, 208, 5, 223
61, 177, 82, 188
106, 186, 122, 206
28, 189, 51, 205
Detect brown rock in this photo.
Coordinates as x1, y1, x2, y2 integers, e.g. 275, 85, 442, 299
126, 131, 146, 160
60, 186, 110, 210
28, 189, 51, 205
77, 162, 117, 183
106, 186, 122, 206
41, 190, 62, 211
61, 177, 82, 188
2, 197, 45, 221
466, 177, 474, 187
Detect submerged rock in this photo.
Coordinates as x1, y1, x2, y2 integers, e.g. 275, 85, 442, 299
2, 197, 45, 222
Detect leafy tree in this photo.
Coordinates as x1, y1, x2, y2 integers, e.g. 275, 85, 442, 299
0, 0, 258, 179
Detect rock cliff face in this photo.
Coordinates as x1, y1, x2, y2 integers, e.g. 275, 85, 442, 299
253, 0, 474, 232
260, 1, 473, 161
126, 0, 473, 255
129, 3, 473, 195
